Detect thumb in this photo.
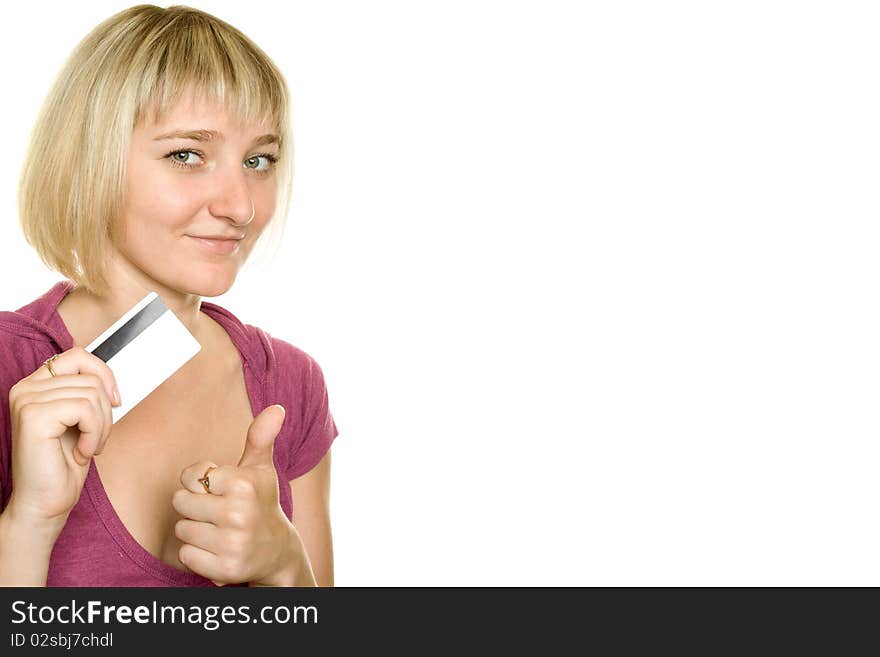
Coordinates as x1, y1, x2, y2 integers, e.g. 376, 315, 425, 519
237, 404, 286, 469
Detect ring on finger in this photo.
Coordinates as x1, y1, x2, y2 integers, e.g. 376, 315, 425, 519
198, 466, 217, 494
43, 354, 60, 377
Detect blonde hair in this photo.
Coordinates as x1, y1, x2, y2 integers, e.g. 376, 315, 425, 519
18, 4, 294, 296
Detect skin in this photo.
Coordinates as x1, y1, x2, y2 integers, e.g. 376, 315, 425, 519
56, 90, 334, 587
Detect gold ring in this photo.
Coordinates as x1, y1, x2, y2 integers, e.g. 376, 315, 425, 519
197, 466, 216, 494
43, 354, 60, 377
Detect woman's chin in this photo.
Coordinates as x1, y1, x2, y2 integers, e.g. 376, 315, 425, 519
171, 270, 237, 299
196, 278, 236, 298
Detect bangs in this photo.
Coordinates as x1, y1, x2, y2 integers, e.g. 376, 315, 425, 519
132, 13, 286, 149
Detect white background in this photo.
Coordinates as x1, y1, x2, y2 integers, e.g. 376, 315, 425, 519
1, 1, 879, 585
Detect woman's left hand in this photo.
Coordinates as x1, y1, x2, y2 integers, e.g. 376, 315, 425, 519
171, 404, 305, 586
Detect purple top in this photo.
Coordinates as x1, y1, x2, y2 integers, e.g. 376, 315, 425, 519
0, 280, 339, 586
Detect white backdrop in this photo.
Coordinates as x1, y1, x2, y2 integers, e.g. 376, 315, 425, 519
2, 1, 879, 586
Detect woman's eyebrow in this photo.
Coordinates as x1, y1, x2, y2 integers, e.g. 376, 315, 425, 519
153, 129, 279, 147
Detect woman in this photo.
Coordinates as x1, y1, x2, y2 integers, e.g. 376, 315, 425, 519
0, 5, 338, 586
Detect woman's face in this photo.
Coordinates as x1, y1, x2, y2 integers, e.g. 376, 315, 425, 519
118, 92, 279, 298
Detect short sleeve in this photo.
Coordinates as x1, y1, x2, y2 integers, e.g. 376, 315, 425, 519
272, 339, 339, 481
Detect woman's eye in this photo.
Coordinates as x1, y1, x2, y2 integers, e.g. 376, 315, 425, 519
245, 153, 279, 172
167, 150, 203, 168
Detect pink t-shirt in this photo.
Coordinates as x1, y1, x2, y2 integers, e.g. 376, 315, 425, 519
0, 280, 339, 586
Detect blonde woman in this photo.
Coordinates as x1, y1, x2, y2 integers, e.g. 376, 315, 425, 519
0, 5, 338, 587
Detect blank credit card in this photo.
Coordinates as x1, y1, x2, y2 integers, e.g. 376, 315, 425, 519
84, 291, 202, 423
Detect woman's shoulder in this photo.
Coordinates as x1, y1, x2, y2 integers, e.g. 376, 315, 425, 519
198, 300, 327, 385
264, 332, 323, 371
258, 329, 330, 399
246, 327, 333, 417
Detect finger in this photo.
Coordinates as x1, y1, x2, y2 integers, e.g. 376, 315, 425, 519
19, 382, 113, 460
181, 462, 239, 496
17, 387, 102, 427
174, 518, 225, 555
30, 346, 121, 408
171, 488, 226, 524
95, 385, 112, 455
178, 543, 231, 585
180, 460, 219, 495
71, 391, 104, 464
19, 395, 104, 466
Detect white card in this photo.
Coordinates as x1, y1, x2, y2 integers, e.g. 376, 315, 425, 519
84, 291, 202, 423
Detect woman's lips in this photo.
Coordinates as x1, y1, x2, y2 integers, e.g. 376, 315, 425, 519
188, 235, 241, 255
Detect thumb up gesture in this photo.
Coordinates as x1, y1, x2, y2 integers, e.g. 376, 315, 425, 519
172, 405, 299, 586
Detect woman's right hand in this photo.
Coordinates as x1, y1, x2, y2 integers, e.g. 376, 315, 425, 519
6, 346, 120, 528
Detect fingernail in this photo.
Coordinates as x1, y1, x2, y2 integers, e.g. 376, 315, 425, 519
112, 386, 121, 406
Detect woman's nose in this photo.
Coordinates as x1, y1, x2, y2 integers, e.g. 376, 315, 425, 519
209, 178, 255, 226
